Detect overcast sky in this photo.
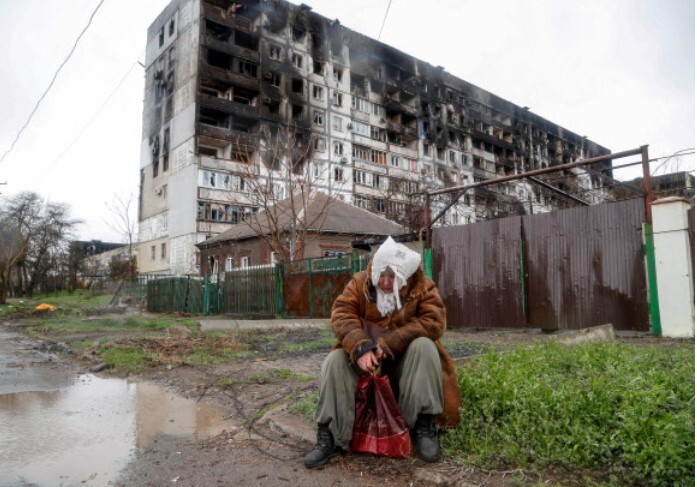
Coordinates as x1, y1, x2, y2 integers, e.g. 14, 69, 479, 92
0, 0, 693, 243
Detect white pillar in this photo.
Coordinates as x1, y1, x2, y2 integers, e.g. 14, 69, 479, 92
652, 197, 694, 337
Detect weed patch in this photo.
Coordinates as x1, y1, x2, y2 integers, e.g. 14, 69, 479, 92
442, 342, 695, 486
101, 345, 151, 374
291, 392, 318, 423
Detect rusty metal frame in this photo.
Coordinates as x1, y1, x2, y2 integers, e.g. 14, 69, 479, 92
420, 146, 652, 242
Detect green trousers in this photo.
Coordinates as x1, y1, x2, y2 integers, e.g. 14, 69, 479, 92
313, 337, 444, 449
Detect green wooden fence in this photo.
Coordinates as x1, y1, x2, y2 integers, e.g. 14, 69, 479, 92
143, 251, 431, 317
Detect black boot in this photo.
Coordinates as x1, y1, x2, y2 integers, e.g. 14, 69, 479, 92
304, 423, 342, 469
414, 414, 441, 462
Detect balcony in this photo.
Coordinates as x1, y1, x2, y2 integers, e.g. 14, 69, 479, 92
200, 64, 259, 90
203, 4, 256, 33
199, 94, 259, 118
198, 124, 257, 147
203, 35, 259, 63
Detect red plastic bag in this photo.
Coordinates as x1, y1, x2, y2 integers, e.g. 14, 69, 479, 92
350, 373, 412, 458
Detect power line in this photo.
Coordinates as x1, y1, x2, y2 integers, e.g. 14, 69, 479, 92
377, 0, 393, 41
42, 56, 143, 180
0, 0, 107, 165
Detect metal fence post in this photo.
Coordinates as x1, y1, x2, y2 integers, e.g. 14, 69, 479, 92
308, 257, 314, 318
204, 274, 210, 315
643, 223, 662, 336
422, 248, 433, 280
275, 263, 284, 318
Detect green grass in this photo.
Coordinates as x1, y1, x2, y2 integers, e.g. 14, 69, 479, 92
292, 392, 318, 423
442, 342, 695, 486
26, 316, 197, 333
101, 344, 151, 374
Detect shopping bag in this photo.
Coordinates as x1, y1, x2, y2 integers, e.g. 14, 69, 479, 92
350, 373, 412, 458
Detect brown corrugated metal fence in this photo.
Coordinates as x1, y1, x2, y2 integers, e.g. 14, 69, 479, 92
433, 198, 650, 331
432, 217, 526, 328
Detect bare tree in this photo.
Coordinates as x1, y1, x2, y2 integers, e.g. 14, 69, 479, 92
1, 192, 81, 298
105, 193, 138, 278
0, 216, 26, 304
221, 125, 348, 263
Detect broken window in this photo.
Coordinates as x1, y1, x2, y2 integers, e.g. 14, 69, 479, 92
234, 30, 258, 51
292, 52, 303, 68
314, 137, 326, 152
313, 110, 324, 126
332, 116, 343, 131
269, 72, 281, 87
199, 146, 218, 157
162, 128, 170, 172
208, 50, 232, 70
313, 60, 324, 75
312, 85, 324, 100
331, 91, 343, 107
436, 148, 444, 160
231, 148, 250, 163
332, 141, 343, 155
168, 18, 175, 37
334, 166, 344, 181
268, 44, 282, 60
370, 126, 385, 141
292, 78, 303, 93
158, 27, 164, 47
292, 26, 305, 42
449, 150, 456, 164
235, 60, 258, 77
332, 67, 343, 82
292, 104, 303, 121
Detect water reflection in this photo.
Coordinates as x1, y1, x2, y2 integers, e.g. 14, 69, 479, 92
0, 374, 233, 486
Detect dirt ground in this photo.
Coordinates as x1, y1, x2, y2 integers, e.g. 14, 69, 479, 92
3, 312, 690, 487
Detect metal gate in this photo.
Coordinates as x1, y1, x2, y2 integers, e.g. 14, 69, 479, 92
432, 198, 650, 331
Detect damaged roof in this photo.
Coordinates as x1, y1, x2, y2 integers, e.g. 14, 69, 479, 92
197, 192, 405, 248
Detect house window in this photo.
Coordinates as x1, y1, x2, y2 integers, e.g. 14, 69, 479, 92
236, 60, 258, 77
292, 78, 303, 93
269, 44, 282, 60
314, 137, 326, 152
449, 150, 456, 164
168, 19, 175, 37
313, 60, 324, 75
270, 72, 281, 87
161, 243, 167, 259
323, 249, 346, 258
270, 252, 278, 264
334, 167, 344, 181
332, 141, 343, 156
332, 67, 343, 82
313, 110, 324, 126
391, 155, 400, 168
332, 116, 343, 131
225, 257, 233, 272
150, 245, 156, 261
331, 91, 343, 107
352, 121, 370, 137
292, 52, 303, 68
158, 27, 164, 47
240, 256, 249, 268
312, 85, 324, 100
313, 162, 324, 178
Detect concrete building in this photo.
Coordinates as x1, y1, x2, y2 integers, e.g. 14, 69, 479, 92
138, 0, 611, 275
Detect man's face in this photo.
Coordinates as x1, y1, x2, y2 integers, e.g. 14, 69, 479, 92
377, 270, 395, 294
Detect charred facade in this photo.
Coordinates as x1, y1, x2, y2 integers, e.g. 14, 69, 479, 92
138, 0, 611, 274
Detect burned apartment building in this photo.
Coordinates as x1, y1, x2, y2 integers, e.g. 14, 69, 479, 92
138, 0, 611, 274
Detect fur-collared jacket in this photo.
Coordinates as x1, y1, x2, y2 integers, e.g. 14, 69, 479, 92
330, 264, 461, 428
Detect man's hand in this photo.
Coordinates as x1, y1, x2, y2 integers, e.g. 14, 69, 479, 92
357, 350, 381, 373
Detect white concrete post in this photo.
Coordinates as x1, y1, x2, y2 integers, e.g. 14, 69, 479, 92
651, 197, 694, 337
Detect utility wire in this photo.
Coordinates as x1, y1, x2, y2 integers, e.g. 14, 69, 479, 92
377, 0, 393, 41
43, 56, 143, 179
0, 0, 107, 165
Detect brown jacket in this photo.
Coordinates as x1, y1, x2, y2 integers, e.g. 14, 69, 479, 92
331, 265, 461, 428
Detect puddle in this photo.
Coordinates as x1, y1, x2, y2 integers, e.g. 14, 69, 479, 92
0, 374, 235, 486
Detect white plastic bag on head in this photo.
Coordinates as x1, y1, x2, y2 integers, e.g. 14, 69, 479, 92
371, 237, 421, 292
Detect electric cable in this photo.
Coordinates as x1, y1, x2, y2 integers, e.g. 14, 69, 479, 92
0, 0, 107, 165
377, 0, 393, 41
